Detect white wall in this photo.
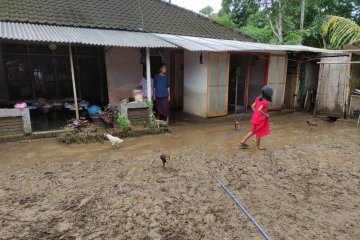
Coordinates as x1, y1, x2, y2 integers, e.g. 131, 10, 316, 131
183, 51, 208, 117
105, 47, 143, 102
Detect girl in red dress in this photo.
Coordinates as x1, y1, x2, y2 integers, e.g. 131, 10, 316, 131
241, 86, 273, 150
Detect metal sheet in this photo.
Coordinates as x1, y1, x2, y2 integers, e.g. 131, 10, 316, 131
155, 33, 343, 53
0, 22, 177, 48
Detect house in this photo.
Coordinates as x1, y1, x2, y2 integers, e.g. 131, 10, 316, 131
0, 0, 342, 134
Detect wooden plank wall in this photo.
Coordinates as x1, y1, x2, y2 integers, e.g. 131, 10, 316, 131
0, 117, 23, 135
127, 108, 149, 123
317, 56, 350, 116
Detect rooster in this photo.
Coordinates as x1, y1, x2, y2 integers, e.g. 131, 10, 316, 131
104, 134, 124, 147
160, 154, 170, 168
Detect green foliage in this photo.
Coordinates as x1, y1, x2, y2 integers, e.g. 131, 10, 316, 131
284, 29, 311, 45
322, 15, 360, 49
59, 128, 170, 144
201, 0, 360, 46
117, 113, 131, 131
240, 12, 277, 43
144, 100, 158, 129
199, 5, 215, 17
215, 10, 238, 28
221, 0, 260, 27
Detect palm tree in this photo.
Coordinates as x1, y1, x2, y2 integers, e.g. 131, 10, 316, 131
322, 15, 360, 49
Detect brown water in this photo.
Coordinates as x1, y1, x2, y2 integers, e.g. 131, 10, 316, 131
0, 113, 359, 239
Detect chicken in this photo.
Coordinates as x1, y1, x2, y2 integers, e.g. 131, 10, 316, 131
160, 154, 170, 167
104, 134, 124, 147
234, 119, 240, 130
155, 119, 168, 128
324, 116, 339, 123
306, 120, 318, 126
99, 111, 114, 129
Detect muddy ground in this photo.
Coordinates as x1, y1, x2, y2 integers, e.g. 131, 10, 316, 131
0, 113, 359, 240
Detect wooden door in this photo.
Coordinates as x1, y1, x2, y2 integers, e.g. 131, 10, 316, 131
316, 56, 350, 116
173, 52, 184, 108
207, 53, 230, 117
267, 54, 288, 109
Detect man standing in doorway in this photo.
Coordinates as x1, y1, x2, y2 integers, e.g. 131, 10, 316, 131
154, 65, 170, 124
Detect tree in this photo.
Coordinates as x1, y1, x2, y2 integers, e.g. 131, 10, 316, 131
302, 0, 360, 47
202, 0, 360, 46
221, 0, 260, 28
240, 11, 277, 43
199, 5, 237, 28
322, 15, 360, 49
300, 0, 305, 29
245, 0, 302, 43
199, 6, 215, 18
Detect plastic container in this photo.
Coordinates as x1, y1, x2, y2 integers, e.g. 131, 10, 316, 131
87, 105, 101, 115
88, 113, 101, 122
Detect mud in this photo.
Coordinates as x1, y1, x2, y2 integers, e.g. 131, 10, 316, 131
0, 113, 359, 239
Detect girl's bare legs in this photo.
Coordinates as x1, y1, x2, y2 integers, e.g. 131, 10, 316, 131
241, 131, 253, 146
256, 137, 265, 150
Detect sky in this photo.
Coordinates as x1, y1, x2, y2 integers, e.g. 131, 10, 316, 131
170, 0, 222, 13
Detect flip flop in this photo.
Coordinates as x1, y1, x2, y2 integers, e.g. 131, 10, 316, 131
240, 143, 249, 149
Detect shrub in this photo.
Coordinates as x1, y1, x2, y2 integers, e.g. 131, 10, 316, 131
117, 113, 131, 131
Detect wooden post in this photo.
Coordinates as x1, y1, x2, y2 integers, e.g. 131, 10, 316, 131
313, 61, 324, 117
244, 56, 251, 113
344, 53, 352, 118
69, 44, 79, 120
0, 43, 10, 101
234, 76, 238, 114
146, 47, 152, 100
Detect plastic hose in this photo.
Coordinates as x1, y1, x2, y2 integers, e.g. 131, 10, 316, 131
213, 176, 271, 240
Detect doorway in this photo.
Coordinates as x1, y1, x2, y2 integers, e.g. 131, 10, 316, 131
229, 53, 268, 113
170, 51, 184, 109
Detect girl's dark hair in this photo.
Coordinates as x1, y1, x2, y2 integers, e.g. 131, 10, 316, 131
259, 86, 273, 102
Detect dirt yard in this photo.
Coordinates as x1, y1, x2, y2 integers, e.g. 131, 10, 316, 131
0, 113, 359, 240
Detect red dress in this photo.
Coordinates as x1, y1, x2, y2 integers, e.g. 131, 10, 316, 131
251, 97, 270, 138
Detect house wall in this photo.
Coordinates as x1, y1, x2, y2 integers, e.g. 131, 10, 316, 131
183, 51, 208, 117
105, 47, 172, 103
105, 47, 143, 102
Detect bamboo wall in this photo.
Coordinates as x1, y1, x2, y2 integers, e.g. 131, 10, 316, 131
316, 56, 350, 116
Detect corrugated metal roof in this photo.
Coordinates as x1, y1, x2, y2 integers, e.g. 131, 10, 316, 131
0, 22, 178, 48
0, 22, 345, 54
155, 33, 342, 53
